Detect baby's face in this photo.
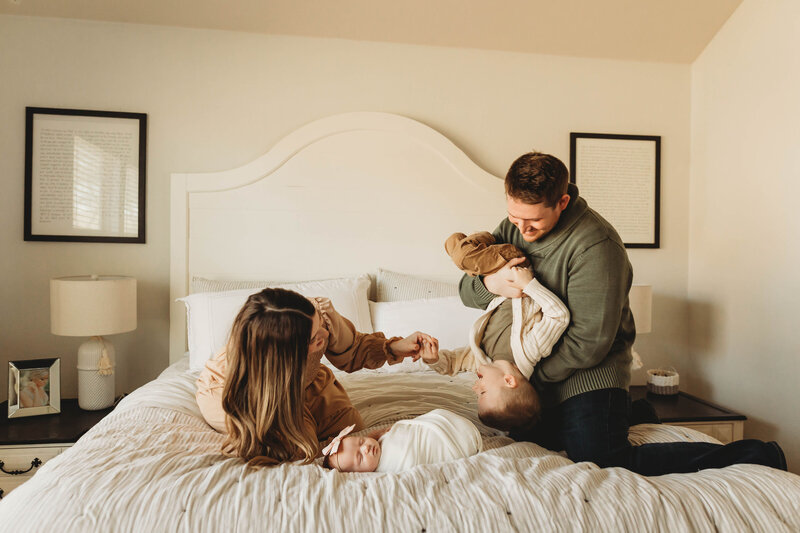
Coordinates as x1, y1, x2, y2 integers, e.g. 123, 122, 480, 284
332, 435, 381, 472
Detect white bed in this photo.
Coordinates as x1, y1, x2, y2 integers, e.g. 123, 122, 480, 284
1, 113, 799, 532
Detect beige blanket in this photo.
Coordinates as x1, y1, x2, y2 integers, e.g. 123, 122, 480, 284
1, 359, 799, 533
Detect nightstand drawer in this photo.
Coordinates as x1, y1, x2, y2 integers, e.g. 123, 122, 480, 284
0, 444, 70, 498
1, 445, 63, 476
1, 400, 113, 501
672, 421, 744, 444
629, 387, 747, 445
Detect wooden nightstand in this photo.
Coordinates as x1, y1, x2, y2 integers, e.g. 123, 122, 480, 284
630, 386, 746, 444
0, 399, 113, 500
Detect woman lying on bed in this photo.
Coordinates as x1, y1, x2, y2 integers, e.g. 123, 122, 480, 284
195, 287, 436, 467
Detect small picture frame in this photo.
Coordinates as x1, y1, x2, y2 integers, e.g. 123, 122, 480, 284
7, 358, 61, 418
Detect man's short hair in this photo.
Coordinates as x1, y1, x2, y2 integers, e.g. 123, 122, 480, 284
505, 152, 569, 207
478, 384, 541, 432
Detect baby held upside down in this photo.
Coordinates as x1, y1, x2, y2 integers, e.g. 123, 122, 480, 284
322, 409, 483, 473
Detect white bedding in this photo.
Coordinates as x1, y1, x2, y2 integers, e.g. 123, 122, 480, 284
1, 358, 799, 533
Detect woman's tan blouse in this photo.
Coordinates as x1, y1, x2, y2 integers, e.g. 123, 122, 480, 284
195, 297, 402, 442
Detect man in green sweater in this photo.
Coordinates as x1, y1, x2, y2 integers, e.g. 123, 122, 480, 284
459, 151, 787, 475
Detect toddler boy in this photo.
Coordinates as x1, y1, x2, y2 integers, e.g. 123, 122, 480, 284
422, 231, 570, 431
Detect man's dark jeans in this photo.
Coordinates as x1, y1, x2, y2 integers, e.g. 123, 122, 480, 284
519, 388, 787, 476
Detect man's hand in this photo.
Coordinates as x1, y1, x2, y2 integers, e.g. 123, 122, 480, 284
388, 332, 439, 361
483, 257, 527, 298
509, 266, 533, 291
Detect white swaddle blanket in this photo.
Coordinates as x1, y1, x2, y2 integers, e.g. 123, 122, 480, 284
376, 409, 483, 473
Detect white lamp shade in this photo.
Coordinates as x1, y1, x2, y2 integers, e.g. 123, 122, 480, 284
629, 284, 653, 334
50, 275, 137, 336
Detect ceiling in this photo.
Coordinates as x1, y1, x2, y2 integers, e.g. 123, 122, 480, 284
0, 0, 742, 63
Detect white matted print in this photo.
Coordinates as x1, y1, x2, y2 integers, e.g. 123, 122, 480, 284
570, 132, 661, 248
7, 358, 61, 418
24, 107, 147, 243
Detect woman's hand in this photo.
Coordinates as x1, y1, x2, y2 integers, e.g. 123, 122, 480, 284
389, 332, 439, 361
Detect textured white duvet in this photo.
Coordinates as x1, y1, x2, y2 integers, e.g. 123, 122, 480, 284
1, 358, 799, 533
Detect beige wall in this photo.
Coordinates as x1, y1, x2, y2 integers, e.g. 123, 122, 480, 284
0, 15, 691, 401
689, 0, 800, 472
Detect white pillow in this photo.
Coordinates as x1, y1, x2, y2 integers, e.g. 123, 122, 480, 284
180, 275, 373, 371
369, 296, 484, 373
375, 269, 459, 302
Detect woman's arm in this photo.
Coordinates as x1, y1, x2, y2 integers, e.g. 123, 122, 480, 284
313, 297, 435, 372
307, 368, 365, 441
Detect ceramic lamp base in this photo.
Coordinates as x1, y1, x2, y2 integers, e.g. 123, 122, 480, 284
77, 337, 116, 410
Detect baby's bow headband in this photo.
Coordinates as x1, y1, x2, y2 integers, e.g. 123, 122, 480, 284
321, 424, 356, 456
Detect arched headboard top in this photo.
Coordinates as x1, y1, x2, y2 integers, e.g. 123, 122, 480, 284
170, 112, 506, 361
180, 112, 500, 192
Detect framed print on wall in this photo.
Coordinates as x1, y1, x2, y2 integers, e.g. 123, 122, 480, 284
24, 107, 147, 243
7, 358, 61, 419
570, 132, 661, 248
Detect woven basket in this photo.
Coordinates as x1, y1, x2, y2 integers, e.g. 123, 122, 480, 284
646, 368, 679, 395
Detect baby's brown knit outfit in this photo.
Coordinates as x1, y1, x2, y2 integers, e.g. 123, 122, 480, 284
444, 231, 529, 276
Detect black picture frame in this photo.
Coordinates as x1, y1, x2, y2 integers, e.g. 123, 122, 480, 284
570, 132, 661, 248
24, 107, 147, 243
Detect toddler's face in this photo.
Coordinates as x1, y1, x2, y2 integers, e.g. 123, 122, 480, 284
473, 360, 520, 413
331, 435, 381, 472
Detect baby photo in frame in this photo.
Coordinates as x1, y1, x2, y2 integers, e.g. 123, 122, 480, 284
7, 358, 61, 418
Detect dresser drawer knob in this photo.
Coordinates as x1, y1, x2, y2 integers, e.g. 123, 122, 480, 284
0, 457, 43, 476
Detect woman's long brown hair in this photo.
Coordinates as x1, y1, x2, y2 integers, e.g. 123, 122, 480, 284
221, 288, 318, 467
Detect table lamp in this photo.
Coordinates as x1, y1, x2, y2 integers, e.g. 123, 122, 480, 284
628, 284, 653, 371
50, 275, 137, 410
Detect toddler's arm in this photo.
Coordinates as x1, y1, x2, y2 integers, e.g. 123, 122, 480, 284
518, 279, 570, 364
422, 342, 477, 376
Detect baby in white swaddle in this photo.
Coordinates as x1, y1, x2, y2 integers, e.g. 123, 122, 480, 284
321, 409, 483, 473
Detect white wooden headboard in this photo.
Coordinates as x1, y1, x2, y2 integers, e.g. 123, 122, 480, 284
170, 112, 505, 362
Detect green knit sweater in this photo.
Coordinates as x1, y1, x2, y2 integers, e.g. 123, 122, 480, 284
459, 184, 635, 405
